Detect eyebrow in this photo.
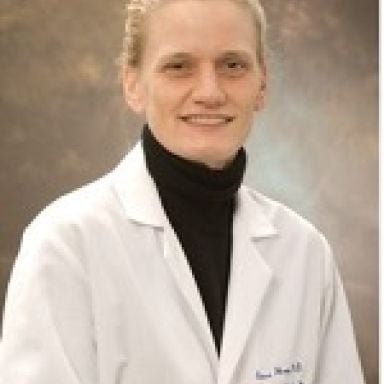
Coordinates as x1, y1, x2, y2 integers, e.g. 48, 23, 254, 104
157, 52, 192, 63
220, 50, 253, 57
157, 49, 255, 63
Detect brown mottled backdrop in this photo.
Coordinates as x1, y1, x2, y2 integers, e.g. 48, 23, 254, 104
0, 0, 378, 382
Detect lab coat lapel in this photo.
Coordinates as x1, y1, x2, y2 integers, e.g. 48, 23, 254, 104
113, 142, 218, 370
218, 187, 277, 384
163, 221, 219, 370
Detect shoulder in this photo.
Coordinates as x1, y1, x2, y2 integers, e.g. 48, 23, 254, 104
23, 170, 123, 248
22, 142, 161, 251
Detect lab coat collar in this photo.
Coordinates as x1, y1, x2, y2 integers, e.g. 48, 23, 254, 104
236, 185, 278, 239
112, 142, 279, 383
112, 141, 165, 228
112, 141, 277, 238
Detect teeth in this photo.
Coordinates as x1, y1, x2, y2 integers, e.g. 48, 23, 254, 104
181, 115, 232, 125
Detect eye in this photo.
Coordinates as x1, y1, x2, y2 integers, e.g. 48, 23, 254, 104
219, 57, 249, 76
162, 61, 193, 77
165, 62, 186, 70
226, 61, 245, 69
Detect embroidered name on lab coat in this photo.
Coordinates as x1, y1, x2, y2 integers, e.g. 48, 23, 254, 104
255, 361, 304, 383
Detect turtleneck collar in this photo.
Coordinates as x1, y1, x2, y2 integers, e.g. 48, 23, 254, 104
142, 124, 246, 203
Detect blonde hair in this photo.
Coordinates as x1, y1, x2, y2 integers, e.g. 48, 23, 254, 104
119, 0, 267, 68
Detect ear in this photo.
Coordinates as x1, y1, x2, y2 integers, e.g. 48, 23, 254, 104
254, 63, 267, 111
122, 66, 146, 114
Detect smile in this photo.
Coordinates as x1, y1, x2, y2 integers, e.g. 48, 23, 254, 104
179, 114, 235, 126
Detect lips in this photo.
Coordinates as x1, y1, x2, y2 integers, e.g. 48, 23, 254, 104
179, 114, 235, 126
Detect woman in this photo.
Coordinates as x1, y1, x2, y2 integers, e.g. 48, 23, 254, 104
0, 0, 365, 383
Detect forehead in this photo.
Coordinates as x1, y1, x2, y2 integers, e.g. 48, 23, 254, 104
142, 0, 258, 60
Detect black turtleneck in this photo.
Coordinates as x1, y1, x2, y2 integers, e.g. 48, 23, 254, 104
142, 125, 246, 353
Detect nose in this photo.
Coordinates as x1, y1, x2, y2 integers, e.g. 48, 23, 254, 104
191, 66, 226, 107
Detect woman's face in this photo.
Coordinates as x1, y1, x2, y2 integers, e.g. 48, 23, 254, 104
123, 0, 266, 169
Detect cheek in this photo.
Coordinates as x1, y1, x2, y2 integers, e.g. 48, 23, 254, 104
229, 79, 260, 107
236, 96, 258, 119
145, 92, 173, 121
156, 78, 193, 113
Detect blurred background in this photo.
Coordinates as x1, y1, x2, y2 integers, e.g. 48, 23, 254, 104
0, 0, 378, 382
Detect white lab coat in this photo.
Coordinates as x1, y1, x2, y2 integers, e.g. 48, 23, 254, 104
0, 142, 365, 384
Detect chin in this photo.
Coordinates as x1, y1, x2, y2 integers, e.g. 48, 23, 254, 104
183, 147, 237, 170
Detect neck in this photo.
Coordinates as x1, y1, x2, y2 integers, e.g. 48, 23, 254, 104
142, 124, 246, 203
